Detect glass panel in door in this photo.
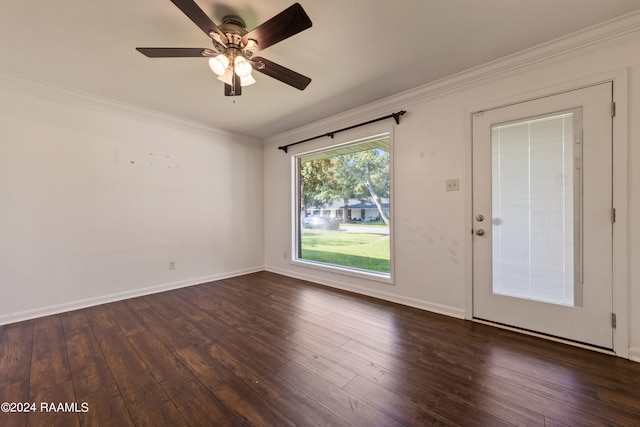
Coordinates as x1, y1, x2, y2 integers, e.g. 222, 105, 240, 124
491, 111, 582, 307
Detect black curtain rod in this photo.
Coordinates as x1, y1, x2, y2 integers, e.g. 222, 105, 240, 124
278, 110, 406, 153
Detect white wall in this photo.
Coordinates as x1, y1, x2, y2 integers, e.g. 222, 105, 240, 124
0, 75, 264, 324
263, 15, 640, 360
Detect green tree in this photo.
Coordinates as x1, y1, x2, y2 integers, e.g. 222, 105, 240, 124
329, 156, 364, 222
299, 158, 334, 213
337, 149, 390, 225
299, 147, 390, 225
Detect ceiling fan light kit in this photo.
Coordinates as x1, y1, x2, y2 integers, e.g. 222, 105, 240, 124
208, 54, 228, 75
136, 0, 313, 96
233, 56, 253, 78
218, 68, 256, 87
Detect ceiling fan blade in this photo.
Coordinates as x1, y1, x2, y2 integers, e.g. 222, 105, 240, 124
136, 47, 208, 57
252, 57, 311, 90
241, 3, 312, 52
170, 0, 228, 44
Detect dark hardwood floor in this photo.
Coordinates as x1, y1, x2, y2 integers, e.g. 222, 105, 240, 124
1, 271, 639, 426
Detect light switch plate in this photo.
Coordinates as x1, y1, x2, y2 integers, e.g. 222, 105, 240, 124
446, 179, 459, 191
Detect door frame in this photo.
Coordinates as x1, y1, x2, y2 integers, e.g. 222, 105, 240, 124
464, 69, 629, 358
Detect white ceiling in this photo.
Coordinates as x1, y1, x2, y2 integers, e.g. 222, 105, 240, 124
2, 1, 639, 139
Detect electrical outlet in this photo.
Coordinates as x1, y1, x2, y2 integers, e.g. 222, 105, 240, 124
446, 179, 459, 192
169, 261, 176, 270
284, 252, 288, 259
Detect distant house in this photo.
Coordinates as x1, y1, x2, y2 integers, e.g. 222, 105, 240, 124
306, 199, 390, 222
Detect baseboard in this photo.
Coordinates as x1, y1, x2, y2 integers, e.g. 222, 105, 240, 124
0, 265, 264, 326
629, 348, 640, 363
265, 266, 465, 320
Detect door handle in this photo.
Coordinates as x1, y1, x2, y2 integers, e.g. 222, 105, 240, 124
476, 229, 485, 236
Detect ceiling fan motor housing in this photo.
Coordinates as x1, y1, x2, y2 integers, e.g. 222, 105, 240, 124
220, 15, 247, 33
218, 15, 256, 60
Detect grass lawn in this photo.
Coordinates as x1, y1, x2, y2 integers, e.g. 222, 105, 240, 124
301, 229, 390, 273
346, 221, 388, 227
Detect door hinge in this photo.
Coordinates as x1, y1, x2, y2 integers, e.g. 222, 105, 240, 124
611, 102, 616, 117
611, 208, 616, 223
611, 313, 617, 328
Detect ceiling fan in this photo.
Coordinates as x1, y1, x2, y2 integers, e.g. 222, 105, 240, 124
136, 0, 312, 96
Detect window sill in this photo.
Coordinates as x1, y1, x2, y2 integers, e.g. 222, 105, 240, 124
290, 258, 394, 285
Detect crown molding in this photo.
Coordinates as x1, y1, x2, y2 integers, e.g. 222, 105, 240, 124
265, 10, 640, 147
0, 70, 260, 144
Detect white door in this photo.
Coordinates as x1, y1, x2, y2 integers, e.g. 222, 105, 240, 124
472, 83, 614, 349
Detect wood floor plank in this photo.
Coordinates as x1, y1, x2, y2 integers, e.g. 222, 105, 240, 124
543, 417, 573, 427
126, 330, 207, 406
175, 345, 295, 427
83, 304, 119, 331
476, 355, 640, 425
122, 381, 189, 427
0, 381, 30, 427
91, 326, 155, 397
341, 332, 546, 425
288, 313, 353, 347
110, 300, 149, 337
282, 337, 357, 388
143, 291, 204, 323
469, 327, 636, 392
432, 393, 522, 427
277, 360, 405, 427
77, 387, 134, 427
308, 311, 401, 353
178, 392, 238, 426
60, 310, 91, 338
29, 316, 70, 394
343, 374, 454, 426
482, 377, 620, 426
205, 342, 352, 426
131, 306, 193, 352
64, 325, 118, 397
0, 321, 33, 388
598, 386, 640, 413
181, 306, 292, 373
27, 379, 79, 427
0, 322, 33, 427
187, 285, 295, 339
288, 328, 446, 402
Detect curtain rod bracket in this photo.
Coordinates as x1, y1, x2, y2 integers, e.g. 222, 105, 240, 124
277, 110, 407, 153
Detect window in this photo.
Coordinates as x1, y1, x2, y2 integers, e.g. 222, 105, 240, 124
293, 133, 392, 280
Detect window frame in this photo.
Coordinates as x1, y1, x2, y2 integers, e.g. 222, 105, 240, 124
290, 130, 395, 285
